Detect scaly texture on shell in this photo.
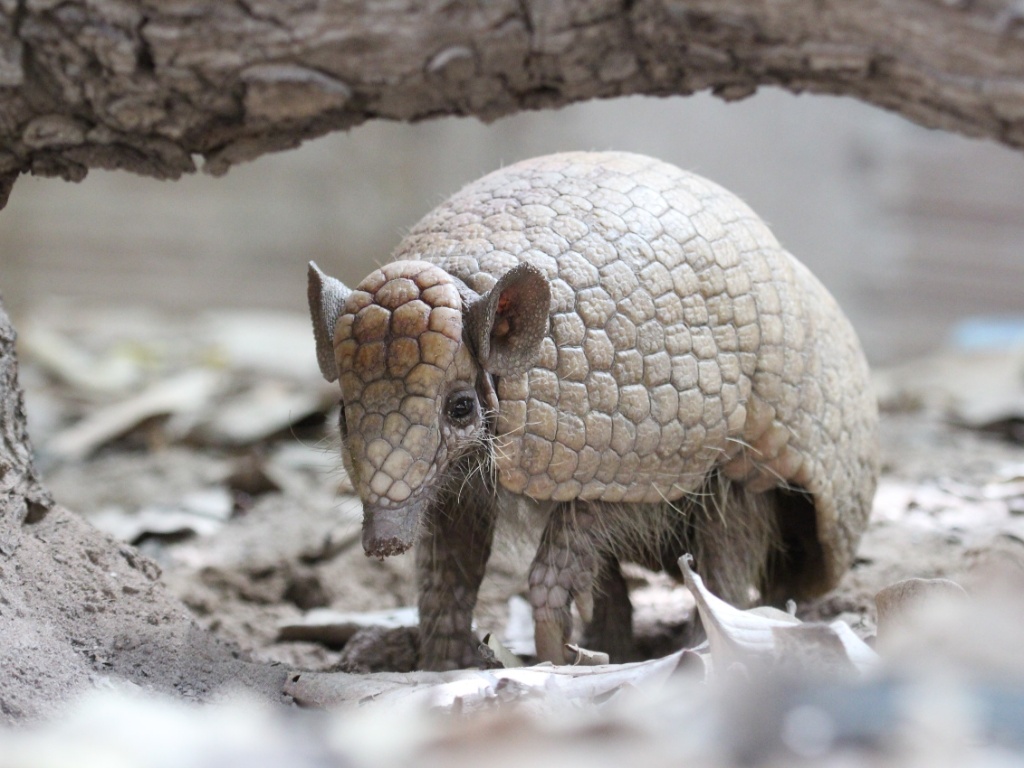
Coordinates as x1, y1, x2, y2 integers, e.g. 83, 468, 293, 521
392, 151, 878, 589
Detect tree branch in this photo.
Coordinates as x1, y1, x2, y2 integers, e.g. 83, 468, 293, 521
0, 0, 1022, 203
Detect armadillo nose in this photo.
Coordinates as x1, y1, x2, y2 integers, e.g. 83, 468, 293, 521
361, 500, 422, 559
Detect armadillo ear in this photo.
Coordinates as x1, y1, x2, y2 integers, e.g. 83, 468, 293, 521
467, 262, 551, 376
307, 261, 351, 383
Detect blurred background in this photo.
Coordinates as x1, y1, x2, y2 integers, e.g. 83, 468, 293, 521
2, 88, 1023, 363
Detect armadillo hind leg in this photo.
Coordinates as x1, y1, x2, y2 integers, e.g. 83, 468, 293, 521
580, 555, 635, 663
528, 501, 602, 664
664, 470, 785, 607
416, 491, 496, 671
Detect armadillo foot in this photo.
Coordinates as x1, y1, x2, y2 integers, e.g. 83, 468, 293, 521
418, 630, 483, 671
528, 502, 600, 664
417, 594, 485, 670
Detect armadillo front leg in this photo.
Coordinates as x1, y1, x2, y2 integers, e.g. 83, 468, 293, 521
528, 501, 601, 664
416, 494, 495, 671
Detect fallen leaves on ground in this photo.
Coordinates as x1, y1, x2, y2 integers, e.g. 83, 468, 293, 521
11, 306, 1024, 764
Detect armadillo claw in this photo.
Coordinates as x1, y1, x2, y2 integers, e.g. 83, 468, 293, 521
534, 618, 570, 665
528, 574, 575, 664
528, 560, 598, 663
574, 589, 594, 624
527, 586, 596, 664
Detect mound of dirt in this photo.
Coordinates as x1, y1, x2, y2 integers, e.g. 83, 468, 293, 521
0, 504, 287, 722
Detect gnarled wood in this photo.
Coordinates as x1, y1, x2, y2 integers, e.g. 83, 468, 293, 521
0, 298, 52, 555
0, 1, 1023, 205
0, 291, 290, 723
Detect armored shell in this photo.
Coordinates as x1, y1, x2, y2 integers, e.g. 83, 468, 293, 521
391, 151, 878, 588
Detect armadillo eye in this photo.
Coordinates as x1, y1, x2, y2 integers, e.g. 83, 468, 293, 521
445, 391, 476, 425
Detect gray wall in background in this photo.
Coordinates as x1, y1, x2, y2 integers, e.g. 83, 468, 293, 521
2, 89, 1023, 363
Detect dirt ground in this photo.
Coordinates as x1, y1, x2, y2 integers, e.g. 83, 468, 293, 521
32, 411, 1024, 674
5, 304, 1024, 757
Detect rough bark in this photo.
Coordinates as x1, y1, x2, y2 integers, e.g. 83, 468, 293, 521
0, 293, 288, 722
1, 1, 1024, 206
0, 295, 52, 554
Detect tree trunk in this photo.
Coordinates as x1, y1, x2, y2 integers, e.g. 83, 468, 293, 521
0, 296, 51, 554
0, 294, 287, 722
1, 1, 1023, 206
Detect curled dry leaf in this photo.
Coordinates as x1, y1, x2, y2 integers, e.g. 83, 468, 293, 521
678, 554, 878, 677
565, 644, 611, 666
482, 633, 525, 669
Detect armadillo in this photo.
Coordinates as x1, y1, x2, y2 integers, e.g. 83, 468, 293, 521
308, 151, 878, 669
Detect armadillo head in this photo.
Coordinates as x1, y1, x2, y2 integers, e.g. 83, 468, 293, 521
308, 259, 550, 559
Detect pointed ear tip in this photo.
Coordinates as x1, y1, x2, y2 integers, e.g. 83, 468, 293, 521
500, 261, 550, 292
517, 261, 545, 278
521, 262, 551, 299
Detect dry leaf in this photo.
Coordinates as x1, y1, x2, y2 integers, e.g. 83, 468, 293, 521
500, 595, 536, 657
278, 607, 419, 647
20, 323, 143, 395
566, 644, 610, 666
678, 554, 877, 677
285, 650, 690, 711
88, 488, 233, 543
192, 380, 334, 446
201, 310, 324, 381
47, 370, 222, 461
482, 634, 525, 669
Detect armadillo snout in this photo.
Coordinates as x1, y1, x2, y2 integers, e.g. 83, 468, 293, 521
362, 498, 427, 558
